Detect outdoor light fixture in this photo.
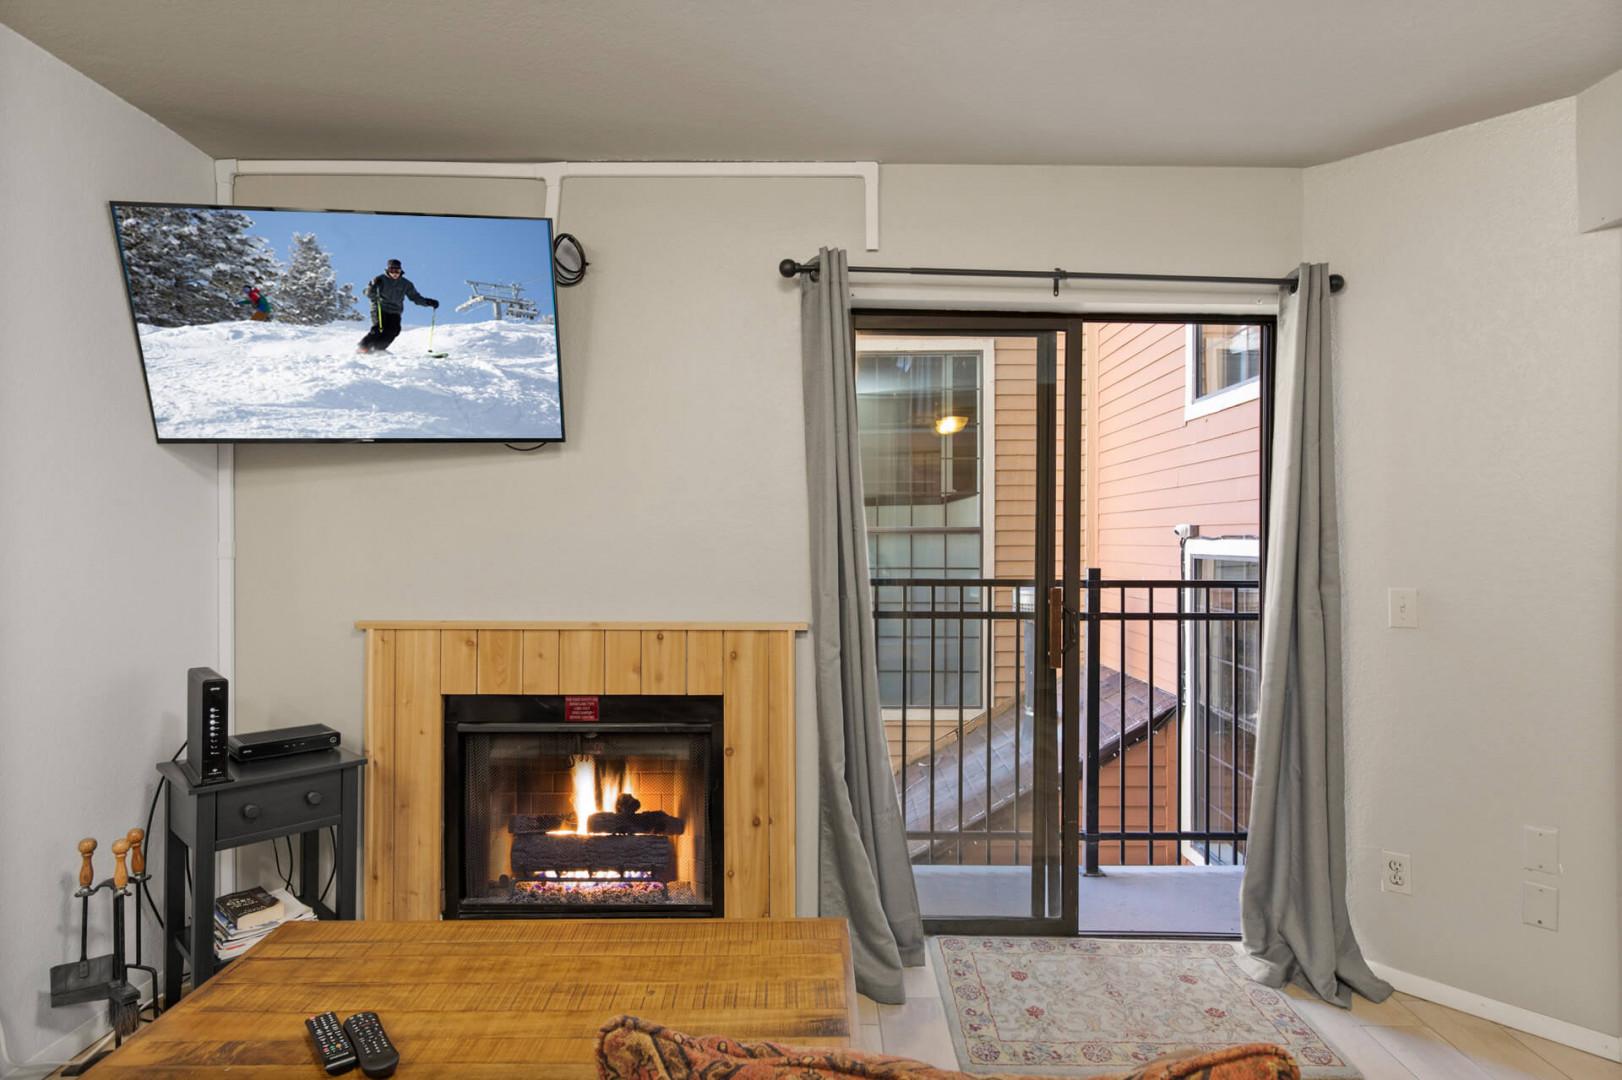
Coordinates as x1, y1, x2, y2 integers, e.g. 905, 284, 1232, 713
935, 415, 968, 435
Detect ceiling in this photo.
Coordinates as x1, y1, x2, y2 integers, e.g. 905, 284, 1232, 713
5, 0, 1620, 167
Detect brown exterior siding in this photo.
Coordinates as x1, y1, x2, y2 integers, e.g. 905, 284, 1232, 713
1093, 714, 1181, 865
989, 334, 1070, 736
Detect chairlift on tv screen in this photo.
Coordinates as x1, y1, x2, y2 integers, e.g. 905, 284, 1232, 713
457, 280, 553, 323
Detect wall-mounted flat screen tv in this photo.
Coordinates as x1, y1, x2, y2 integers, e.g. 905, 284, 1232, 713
109, 202, 564, 443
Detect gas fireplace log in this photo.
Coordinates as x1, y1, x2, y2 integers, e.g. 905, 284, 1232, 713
507, 813, 569, 835
585, 810, 685, 836
511, 832, 677, 883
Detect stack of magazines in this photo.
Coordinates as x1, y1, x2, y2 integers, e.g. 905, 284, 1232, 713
213, 885, 317, 960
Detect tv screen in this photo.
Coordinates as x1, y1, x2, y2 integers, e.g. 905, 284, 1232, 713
109, 202, 564, 443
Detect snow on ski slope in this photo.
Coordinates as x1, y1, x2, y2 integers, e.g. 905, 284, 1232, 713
135, 318, 561, 440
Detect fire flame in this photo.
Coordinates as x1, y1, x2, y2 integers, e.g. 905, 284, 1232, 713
569, 755, 596, 835
566, 755, 635, 835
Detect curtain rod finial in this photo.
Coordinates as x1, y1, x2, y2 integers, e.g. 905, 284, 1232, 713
779, 259, 802, 279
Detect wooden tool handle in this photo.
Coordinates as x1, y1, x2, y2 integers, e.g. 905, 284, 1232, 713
111, 838, 129, 890
77, 838, 97, 889
127, 828, 145, 875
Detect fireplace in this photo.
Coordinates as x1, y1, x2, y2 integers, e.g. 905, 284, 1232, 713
442, 694, 723, 918
361, 623, 798, 922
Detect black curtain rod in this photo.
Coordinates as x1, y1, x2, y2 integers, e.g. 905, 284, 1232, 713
776, 258, 1343, 295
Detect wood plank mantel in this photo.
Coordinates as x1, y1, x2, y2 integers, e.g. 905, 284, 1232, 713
360, 620, 805, 922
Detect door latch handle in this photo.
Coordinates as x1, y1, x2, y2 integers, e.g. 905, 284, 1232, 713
1047, 586, 1064, 669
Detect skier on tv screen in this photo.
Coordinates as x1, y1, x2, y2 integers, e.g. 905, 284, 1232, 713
238, 284, 272, 321
357, 259, 438, 353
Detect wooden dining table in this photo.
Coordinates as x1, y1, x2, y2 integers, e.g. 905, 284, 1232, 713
91, 917, 858, 1077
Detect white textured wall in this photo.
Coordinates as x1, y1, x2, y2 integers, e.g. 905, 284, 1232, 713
0, 26, 218, 1071
1305, 98, 1622, 1036
1577, 67, 1622, 233
228, 165, 1301, 918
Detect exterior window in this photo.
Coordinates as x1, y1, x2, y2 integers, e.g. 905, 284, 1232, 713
856, 346, 985, 709
1183, 539, 1259, 865
1186, 324, 1262, 419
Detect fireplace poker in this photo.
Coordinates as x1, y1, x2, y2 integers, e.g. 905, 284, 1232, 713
124, 827, 160, 1018
76, 838, 95, 977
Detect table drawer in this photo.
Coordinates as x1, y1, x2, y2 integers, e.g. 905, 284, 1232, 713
216, 772, 342, 842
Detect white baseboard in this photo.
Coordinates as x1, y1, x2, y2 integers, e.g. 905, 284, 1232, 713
12, 970, 165, 1077
13, 1009, 106, 1077
1367, 961, 1622, 1063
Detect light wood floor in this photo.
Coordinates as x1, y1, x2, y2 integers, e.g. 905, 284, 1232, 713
855, 942, 1622, 1079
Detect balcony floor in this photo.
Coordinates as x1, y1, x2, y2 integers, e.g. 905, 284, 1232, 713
913, 864, 1243, 935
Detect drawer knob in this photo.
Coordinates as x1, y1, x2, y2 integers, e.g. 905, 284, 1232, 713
241, 803, 261, 820
305, 790, 323, 807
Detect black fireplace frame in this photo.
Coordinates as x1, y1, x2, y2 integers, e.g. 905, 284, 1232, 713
442, 694, 725, 920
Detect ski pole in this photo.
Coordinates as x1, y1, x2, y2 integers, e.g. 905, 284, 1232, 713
428, 307, 436, 353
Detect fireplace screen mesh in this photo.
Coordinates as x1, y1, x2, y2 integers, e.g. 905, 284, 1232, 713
460, 729, 714, 910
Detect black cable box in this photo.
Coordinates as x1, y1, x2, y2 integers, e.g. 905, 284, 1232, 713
229, 723, 341, 762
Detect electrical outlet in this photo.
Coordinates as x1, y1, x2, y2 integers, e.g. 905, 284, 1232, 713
1388, 588, 1419, 628
1381, 851, 1412, 894
1522, 826, 1559, 874
1522, 882, 1558, 930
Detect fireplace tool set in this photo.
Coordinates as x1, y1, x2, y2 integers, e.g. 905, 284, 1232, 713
49, 828, 161, 1072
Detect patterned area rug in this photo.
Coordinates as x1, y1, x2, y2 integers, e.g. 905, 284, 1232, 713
931, 937, 1359, 1078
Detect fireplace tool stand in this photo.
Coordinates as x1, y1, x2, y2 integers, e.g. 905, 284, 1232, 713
49, 828, 158, 1075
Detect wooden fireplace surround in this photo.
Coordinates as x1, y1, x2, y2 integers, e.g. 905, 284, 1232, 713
358, 620, 804, 921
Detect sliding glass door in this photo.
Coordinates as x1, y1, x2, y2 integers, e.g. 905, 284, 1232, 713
855, 310, 1272, 938
1071, 317, 1268, 936
854, 314, 1073, 934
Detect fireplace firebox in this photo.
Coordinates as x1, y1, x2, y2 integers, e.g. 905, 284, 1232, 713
443, 695, 723, 918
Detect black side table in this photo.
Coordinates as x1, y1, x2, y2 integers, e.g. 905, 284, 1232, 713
158, 748, 365, 1002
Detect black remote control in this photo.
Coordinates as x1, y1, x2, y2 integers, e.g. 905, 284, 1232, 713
342, 1012, 399, 1078
305, 1011, 356, 1075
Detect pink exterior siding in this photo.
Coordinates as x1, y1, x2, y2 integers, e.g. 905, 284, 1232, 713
1087, 322, 1261, 692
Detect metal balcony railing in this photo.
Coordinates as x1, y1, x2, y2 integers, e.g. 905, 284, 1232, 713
870, 576, 1037, 866
1078, 570, 1259, 872
871, 573, 1259, 871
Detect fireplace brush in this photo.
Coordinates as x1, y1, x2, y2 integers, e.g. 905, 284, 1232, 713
103, 838, 142, 1039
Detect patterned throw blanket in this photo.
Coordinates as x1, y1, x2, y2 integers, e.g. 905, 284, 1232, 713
594, 1015, 1300, 1080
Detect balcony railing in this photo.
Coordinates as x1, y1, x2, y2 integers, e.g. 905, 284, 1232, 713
871, 573, 1259, 872
871, 576, 1037, 866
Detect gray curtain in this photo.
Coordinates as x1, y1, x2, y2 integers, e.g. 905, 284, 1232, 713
1238, 264, 1392, 1008
800, 247, 926, 1005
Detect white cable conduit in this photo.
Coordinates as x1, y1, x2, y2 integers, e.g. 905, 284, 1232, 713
215, 159, 881, 250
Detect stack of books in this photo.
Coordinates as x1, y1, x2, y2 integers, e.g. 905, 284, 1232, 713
213, 885, 317, 960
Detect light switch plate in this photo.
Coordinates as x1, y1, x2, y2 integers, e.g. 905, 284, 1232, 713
1522, 882, 1558, 930
1523, 825, 1559, 874
1388, 587, 1419, 628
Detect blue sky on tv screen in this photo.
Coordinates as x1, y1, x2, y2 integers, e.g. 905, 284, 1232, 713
236, 209, 555, 324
